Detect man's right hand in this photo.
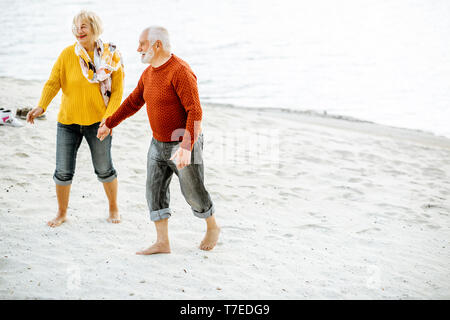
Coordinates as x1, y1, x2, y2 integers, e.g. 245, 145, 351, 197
97, 122, 111, 141
26, 107, 44, 124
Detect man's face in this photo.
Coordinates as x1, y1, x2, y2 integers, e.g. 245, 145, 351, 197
137, 31, 153, 64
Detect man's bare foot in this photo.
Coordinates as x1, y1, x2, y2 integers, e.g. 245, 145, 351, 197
136, 241, 171, 255
200, 227, 220, 251
107, 209, 121, 224
47, 213, 67, 228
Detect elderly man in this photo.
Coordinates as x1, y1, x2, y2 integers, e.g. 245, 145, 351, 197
97, 26, 220, 254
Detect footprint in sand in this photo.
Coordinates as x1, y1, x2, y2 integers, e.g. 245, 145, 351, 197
421, 203, 450, 218
14, 152, 29, 158
343, 192, 363, 200
334, 185, 364, 195
239, 185, 256, 190
421, 203, 446, 210
382, 169, 406, 176
295, 224, 331, 231
210, 191, 234, 201
363, 182, 376, 188
133, 168, 145, 174
291, 171, 308, 178
333, 150, 355, 160
356, 227, 381, 235
221, 225, 256, 232
402, 218, 429, 225
290, 183, 307, 190
421, 167, 446, 177
381, 211, 398, 217
377, 203, 410, 212
279, 191, 295, 198
15, 182, 30, 187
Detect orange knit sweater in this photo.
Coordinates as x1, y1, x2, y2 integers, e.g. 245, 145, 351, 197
105, 54, 202, 150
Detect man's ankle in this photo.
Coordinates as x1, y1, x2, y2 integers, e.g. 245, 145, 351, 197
205, 217, 219, 230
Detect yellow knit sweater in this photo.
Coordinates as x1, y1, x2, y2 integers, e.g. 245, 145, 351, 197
38, 44, 124, 125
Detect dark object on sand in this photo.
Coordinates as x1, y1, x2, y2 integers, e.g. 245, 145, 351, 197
16, 107, 46, 120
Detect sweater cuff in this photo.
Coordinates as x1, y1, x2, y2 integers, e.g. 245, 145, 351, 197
180, 125, 202, 151
105, 117, 115, 129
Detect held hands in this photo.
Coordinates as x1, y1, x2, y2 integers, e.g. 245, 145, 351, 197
26, 107, 44, 124
97, 119, 111, 141
170, 146, 191, 170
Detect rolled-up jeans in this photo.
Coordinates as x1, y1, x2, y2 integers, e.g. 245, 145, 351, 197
54, 122, 117, 185
146, 133, 215, 221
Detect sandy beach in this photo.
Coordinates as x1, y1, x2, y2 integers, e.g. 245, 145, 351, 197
0, 77, 449, 299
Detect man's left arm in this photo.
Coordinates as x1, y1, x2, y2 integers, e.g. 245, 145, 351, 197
172, 66, 203, 151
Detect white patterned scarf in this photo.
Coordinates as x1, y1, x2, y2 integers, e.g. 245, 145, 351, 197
74, 39, 123, 106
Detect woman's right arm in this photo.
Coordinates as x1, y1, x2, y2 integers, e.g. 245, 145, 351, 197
27, 52, 63, 124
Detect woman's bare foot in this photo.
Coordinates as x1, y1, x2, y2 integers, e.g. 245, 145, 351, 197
47, 212, 67, 228
107, 208, 121, 224
136, 241, 171, 255
200, 227, 220, 251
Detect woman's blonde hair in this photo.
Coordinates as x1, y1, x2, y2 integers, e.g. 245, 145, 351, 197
72, 10, 103, 39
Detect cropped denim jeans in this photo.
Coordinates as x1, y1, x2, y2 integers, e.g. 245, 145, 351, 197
146, 133, 215, 221
54, 122, 117, 185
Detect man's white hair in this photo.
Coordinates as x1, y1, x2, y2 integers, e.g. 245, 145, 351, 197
144, 26, 171, 52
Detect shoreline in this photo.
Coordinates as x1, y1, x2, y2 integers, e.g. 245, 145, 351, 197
2, 75, 449, 143
204, 101, 450, 149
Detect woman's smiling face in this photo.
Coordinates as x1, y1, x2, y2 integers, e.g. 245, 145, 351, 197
73, 19, 95, 48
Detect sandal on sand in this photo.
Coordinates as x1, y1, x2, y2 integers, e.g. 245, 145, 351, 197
16, 107, 46, 120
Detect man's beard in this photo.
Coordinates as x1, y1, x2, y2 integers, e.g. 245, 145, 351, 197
141, 48, 154, 64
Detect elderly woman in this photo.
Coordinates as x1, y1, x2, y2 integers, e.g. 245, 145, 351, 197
27, 10, 124, 227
